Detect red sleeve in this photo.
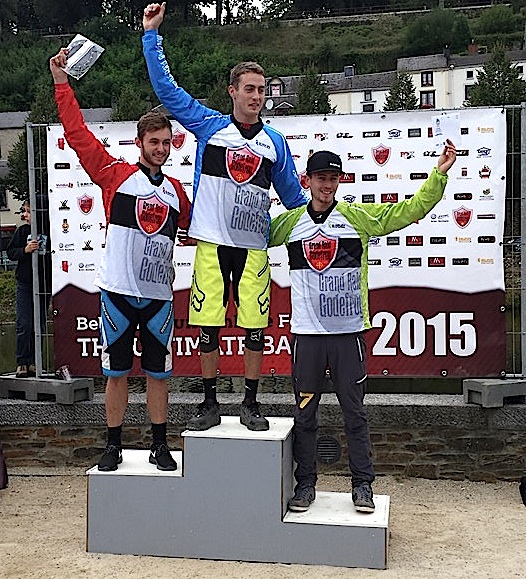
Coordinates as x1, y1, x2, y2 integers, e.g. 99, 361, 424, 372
54, 83, 135, 219
167, 176, 192, 230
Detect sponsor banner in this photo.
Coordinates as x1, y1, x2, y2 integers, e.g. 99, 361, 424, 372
48, 108, 506, 377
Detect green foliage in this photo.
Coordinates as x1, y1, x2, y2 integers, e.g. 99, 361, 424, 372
111, 83, 148, 121
205, 76, 232, 114
295, 67, 333, 115
0, 271, 16, 324
467, 43, 526, 107
384, 73, 418, 111
404, 9, 471, 56
472, 5, 517, 36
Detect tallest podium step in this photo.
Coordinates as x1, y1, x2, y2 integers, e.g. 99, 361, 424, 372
87, 416, 389, 568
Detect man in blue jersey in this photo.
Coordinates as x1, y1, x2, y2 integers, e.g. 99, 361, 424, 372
270, 144, 456, 513
143, 3, 307, 432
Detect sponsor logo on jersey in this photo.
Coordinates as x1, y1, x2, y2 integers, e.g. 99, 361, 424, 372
302, 231, 338, 272
226, 145, 262, 185
78, 193, 94, 215
136, 193, 169, 235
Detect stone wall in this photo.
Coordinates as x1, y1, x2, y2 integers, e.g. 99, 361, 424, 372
1, 393, 525, 482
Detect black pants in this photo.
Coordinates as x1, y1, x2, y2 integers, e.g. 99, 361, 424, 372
291, 333, 375, 489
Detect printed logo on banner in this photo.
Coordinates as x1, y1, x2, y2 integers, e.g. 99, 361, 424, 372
452, 258, 469, 265
77, 193, 94, 215
477, 213, 496, 220
101, 137, 110, 148
286, 134, 307, 139
406, 236, 423, 246
386, 173, 402, 180
478, 127, 494, 133
430, 213, 449, 223
363, 131, 380, 138
171, 128, 186, 150
461, 127, 469, 135
456, 149, 469, 157
400, 151, 415, 159
302, 231, 338, 272
372, 144, 391, 166
99, 222, 107, 230
314, 133, 328, 141
226, 145, 262, 184
118, 139, 134, 145
453, 206, 473, 228
428, 256, 446, 267
386, 237, 399, 245
423, 151, 439, 157
57, 137, 65, 150
455, 236, 472, 243
368, 259, 381, 266
480, 188, 493, 201
82, 240, 93, 251
388, 257, 402, 268
180, 155, 192, 166
58, 242, 75, 251
410, 172, 428, 180
381, 193, 398, 203
408, 257, 422, 266
454, 193, 472, 200
61, 261, 69, 272
55, 163, 70, 169
362, 194, 375, 203
80, 223, 93, 231
339, 173, 355, 183
56, 183, 73, 189
427, 127, 433, 137
336, 132, 353, 138
479, 165, 491, 178
136, 193, 169, 235
478, 257, 495, 264
343, 194, 356, 204
387, 129, 402, 139
430, 237, 447, 244
369, 237, 381, 246
62, 219, 69, 233
362, 174, 377, 181
408, 128, 421, 138
59, 200, 70, 210
347, 154, 364, 160
478, 235, 496, 243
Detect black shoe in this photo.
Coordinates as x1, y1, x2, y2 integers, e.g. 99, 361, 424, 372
240, 401, 269, 431
149, 443, 177, 471
352, 482, 375, 513
186, 400, 221, 431
289, 486, 316, 512
97, 444, 122, 471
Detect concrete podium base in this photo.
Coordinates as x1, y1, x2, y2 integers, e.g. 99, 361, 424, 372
463, 378, 526, 408
86, 417, 389, 569
0, 374, 94, 404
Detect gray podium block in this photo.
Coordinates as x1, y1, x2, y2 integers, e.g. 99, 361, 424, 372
463, 378, 526, 407
0, 374, 93, 404
87, 416, 389, 569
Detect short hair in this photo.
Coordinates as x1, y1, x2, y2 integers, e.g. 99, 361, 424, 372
136, 111, 172, 140
229, 62, 265, 88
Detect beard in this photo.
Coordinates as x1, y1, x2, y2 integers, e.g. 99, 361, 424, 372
142, 148, 169, 169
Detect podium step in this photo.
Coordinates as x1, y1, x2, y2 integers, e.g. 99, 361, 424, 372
86, 417, 389, 568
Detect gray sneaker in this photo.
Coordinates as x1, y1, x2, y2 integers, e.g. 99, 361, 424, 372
240, 401, 269, 431
289, 486, 316, 512
186, 400, 221, 431
352, 482, 375, 513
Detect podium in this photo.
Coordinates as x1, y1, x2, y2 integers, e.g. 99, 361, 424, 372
87, 417, 389, 569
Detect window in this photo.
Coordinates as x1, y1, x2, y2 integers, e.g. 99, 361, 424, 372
271, 84, 281, 97
364, 90, 372, 102
516, 66, 524, 74
362, 103, 374, 112
420, 91, 435, 108
421, 72, 433, 87
466, 71, 474, 79
464, 85, 474, 102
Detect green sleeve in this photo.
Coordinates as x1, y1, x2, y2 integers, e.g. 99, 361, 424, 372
338, 167, 448, 236
269, 206, 306, 247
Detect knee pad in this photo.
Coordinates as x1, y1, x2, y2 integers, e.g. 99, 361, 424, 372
245, 328, 265, 352
199, 326, 220, 353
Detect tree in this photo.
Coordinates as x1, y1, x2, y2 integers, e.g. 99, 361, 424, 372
111, 83, 148, 121
384, 73, 418, 111
295, 68, 333, 115
467, 44, 526, 107
261, 0, 293, 20
3, 82, 58, 201
205, 76, 232, 114
0, 0, 16, 37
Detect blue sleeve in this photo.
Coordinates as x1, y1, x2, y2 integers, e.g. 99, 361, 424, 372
142, 30, 225, 139
264, 126, 307, 210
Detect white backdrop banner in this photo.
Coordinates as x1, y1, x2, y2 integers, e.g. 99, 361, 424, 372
48, 107, 506, 377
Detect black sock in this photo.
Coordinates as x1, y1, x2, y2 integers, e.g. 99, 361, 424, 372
151, 422, 167, 447
204, 377, 217, 403
243, 378, 259, 404
107, 425, 122, 448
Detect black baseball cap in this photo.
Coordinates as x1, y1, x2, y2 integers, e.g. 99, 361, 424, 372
306, 151, 343, 175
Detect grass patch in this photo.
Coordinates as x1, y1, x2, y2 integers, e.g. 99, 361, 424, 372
0, 271, 16, 324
